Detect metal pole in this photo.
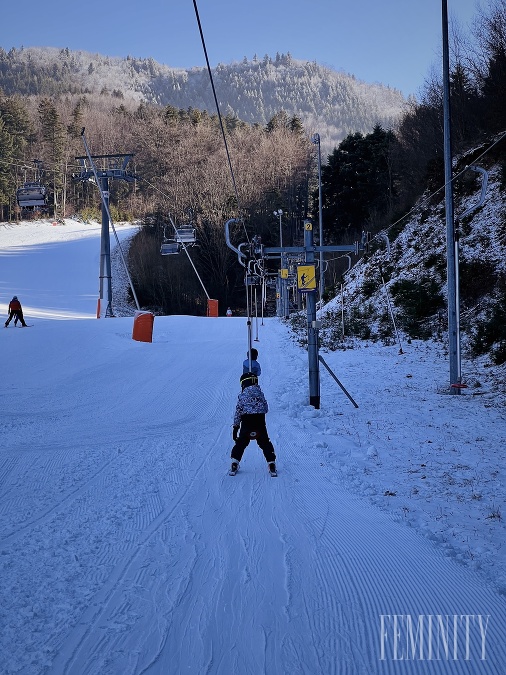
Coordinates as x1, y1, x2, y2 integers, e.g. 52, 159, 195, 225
79, 130, 140, 313
261, 277, 265, 326
442, 0, 460, 393
341, 283, 345, 340
305, 220, 320, 409
312, 134, 324, 305
246, 273, 253, 368
283, 258, 290, 320
319, 355, 359, 408
280, 251, 289, 319
379, 266, 403, 354
99, 176, 113, 317
454, 166, 488, 384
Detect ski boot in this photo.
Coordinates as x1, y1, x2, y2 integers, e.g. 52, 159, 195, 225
268, 462, 278, 477
229, 461, 239, 476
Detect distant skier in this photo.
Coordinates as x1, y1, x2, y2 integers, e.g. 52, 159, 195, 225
5, 296, 28, 327
242, 348, 261, 377
226, 307, 233, 317
229, 372, 277, 476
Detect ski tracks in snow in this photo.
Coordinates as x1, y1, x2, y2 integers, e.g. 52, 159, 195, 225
2, 317, 506, 674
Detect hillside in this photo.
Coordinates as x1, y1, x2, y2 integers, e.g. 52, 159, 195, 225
296, 138, 506, 401
0, 46, 406, 154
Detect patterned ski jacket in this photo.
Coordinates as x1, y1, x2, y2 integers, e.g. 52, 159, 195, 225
233, 385, 269, 426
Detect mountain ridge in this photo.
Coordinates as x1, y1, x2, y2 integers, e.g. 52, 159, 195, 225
0, 45, 406, 154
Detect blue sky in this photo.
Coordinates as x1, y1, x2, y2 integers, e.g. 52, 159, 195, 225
2, 0, 480, 97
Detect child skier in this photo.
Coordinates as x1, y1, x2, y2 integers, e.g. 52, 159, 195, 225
242, 348, 261, 376
229, 372, 277, 476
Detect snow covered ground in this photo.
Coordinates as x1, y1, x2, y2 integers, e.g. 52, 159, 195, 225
1, 219, 505, 674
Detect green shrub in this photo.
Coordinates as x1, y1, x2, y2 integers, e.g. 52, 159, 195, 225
423, 252, 446, 275
499, 160, 506, 192
361, 276, 380, 298
345, 304, 375, 340
459, 259, 497, 305
470, 293, 506, 364
80, 206, 100, 222
389, 277, 445, 339
492, 341, 506, 365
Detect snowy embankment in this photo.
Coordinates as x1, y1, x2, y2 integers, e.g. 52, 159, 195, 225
1, 219, 505, 674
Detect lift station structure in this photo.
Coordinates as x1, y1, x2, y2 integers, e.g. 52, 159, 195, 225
73, 153, 137, 317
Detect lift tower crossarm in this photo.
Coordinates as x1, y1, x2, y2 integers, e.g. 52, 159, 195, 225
263, 244, 359, 256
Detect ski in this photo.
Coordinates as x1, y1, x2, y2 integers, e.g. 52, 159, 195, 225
269, 469, 278, 477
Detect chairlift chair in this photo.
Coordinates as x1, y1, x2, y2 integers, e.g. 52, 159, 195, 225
159, 223, 196, 256
245, 274, 263, 287
16, 182, 47, 209
160, 242, 181, 255
175, 227, 197, 244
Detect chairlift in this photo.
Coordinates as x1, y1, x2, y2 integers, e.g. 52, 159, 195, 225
16, 181, 48, 209
245, 274, 263, 287
174, 226, 197, 245
160, 222, 197, 256
160, 242, 181, 255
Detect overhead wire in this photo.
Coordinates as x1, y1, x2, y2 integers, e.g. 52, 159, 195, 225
192, 0, 263, 353
369, 129, 506, 249
318, 129, 506, 345
192, 0, 250, 246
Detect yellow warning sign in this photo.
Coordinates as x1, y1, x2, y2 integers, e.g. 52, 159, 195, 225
297, 265, 316, 291
304, 221, 312, 231
280, 268, 288, 279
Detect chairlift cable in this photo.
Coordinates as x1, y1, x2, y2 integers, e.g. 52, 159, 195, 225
192, 0, 250, 245
140, 176, 212, 300
193, 0, 265, 339
167, 213, 211, 299
335, 129, 506, 327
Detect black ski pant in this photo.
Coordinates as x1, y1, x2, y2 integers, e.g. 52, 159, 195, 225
5, 310, 27, 327
231, 413, 276, 464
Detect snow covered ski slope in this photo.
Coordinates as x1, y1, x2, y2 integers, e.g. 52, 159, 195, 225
1, 220, 505, 674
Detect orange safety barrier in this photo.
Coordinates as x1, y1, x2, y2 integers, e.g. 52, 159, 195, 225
207, 299, 219, 317
132, 311, 154, 342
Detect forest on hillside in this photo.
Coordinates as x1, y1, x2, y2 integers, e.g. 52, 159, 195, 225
1, 0, 506, 316
0, 47, 405, 154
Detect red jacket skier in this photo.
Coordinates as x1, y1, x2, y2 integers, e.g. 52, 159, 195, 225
5, 296, 28, 327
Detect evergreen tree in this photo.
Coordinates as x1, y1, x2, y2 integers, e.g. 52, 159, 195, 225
475, 0, 506, 132
266, 110, 290, 132
67, 97, 86, 138
0, 116, 14, 210
0, 94, 32, 156
320, 125, 400, 241
0, 94, 32, 216
38, 98, 67, 213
